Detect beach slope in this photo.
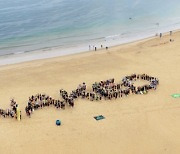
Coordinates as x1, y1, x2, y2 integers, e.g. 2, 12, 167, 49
0, 32, 180, 154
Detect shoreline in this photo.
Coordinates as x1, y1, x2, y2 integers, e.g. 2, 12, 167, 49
0, 28, 179, 67
0, 27, 180, 154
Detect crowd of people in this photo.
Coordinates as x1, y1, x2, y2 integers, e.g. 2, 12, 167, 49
60, 74, 159, 102
25, 94, 65, 117
0, 99, 19, 119
25, 82, 87, 117
59, 82, 86, 106
0, 74, 159, 119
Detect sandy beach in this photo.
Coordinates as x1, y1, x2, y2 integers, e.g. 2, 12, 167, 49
0, 31, 180, 154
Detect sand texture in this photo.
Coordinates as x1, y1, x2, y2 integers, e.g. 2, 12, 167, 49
0, 31, 180, 154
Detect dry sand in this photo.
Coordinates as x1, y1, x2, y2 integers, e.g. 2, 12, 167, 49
0, 31, 180, 154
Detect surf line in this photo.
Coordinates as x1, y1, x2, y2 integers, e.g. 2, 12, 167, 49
0, 74, 159, 121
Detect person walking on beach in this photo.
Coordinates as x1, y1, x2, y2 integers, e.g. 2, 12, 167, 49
160, 33, 162, 38
89, 45, 91, 50
95, 47, 97, 51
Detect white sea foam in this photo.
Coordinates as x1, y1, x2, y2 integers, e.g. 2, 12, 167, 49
0, 0, 180, 65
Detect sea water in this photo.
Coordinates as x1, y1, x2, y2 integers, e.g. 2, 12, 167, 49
0, 0, 180, 58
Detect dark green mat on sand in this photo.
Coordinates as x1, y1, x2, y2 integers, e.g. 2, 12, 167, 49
94, 115, 105, 121
171, 94, 180, 98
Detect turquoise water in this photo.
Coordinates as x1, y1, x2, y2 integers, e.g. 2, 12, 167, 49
0, 0, 180, 55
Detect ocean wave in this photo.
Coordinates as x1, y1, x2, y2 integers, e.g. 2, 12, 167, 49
14, 51, 25, 55
0, 0, 180, 56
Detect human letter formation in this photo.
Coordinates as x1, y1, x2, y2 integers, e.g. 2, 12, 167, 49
0, 74, 159, 120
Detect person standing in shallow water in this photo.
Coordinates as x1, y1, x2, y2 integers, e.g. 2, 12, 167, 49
92, 45, 95, 51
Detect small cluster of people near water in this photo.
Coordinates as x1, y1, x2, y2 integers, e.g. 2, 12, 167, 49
158, 31, 174, 42
89, 44, 108, 51
1, 74, 159, 119
0, 99, 20, 119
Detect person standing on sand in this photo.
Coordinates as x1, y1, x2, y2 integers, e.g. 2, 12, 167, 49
95, 47, 97, 51
169, 31, 173, 42
160, 33, 162, 38
170, 31, 172, 35
20, 111, 21, 120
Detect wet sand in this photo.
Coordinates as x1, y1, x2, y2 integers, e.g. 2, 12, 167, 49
0, 31, 180, 154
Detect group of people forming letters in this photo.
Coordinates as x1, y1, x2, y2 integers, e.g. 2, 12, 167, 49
0, 74, 159, 119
